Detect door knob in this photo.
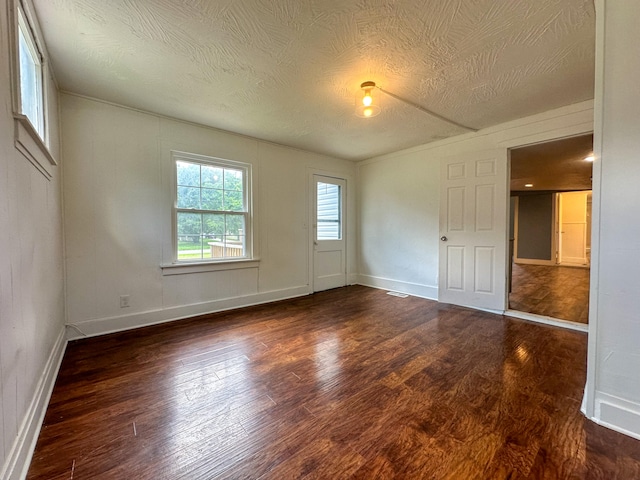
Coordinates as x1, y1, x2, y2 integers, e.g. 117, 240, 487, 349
440, 236, 448, 242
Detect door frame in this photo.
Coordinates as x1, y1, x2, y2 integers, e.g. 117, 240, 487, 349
504, 131, 594, 330
307, 169, 351, 293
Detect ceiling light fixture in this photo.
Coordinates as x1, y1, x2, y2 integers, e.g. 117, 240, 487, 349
584, 154, 595, 162
525, 184, 533, 188
355, 80, 478, 131
355, 81, 381, 118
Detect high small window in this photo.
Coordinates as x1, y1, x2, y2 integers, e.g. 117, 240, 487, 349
173, 152, 252, 262
17, 4, 45, 139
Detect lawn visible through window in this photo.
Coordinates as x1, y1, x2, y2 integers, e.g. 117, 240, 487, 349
175, 157, 248, 261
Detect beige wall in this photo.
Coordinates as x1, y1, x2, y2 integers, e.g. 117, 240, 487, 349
5, 3, 640, 476
357, 101, 593, 300
584, 0, 640, 439
61, 94, 357, 337
0, 2, 65, 477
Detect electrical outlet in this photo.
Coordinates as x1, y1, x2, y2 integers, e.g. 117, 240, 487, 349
120, 295, 130, 308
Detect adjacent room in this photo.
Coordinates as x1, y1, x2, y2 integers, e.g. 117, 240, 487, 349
2, 1, 640, 479
508, 134, 594, 326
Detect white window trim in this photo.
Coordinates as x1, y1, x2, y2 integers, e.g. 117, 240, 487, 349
161, 258, 260, 276
8, 0, 57, 179
167, 150, 254, 270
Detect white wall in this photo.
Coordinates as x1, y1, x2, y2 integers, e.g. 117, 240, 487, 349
358, 152, 440, 298
0, 5, 636, 478
584, 0, 640, 440
357, 101, 594, 300
61, 94, 357, 338
0, 2, 65, 478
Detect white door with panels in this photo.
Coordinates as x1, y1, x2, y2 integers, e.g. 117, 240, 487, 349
312, 175, 346, 292
558, 191, 590, 266
438, 150, 508, 311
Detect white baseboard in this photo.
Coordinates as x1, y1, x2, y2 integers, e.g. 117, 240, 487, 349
504, 309, 589, 333
514, 258, 555, 266
559, 258, 589, 267
559, 262, 590, 269
357, 275, 438, 300
1, 328, 67, 480
66, 286, 311, 340
584, 392, 640, 441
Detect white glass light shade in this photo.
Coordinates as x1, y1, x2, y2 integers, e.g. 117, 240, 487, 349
355, 81, 380, 118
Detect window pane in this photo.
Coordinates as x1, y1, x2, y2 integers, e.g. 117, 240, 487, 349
177, 186, 200, 209
176, 161, 200, 187
201, 188, 223, 210
226, 215, 244, 235
224, 190, 243, 211
177, 212, 203, 260
203, 214, 244, 259
224, 215, 245, 258
201, 213, 223, 259
201, 165, 223, 189
224, 168, 243, 191
18, 26, 42, 136
317, 182, 341, 240
203, 214, 224, 237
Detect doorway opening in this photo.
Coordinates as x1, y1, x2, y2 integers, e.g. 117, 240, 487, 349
508, 134, 593, 326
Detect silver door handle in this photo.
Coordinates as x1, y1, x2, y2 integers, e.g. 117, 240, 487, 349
440, 236, 448, 242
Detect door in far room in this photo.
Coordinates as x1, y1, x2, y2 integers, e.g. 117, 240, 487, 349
558, 191, 591, 267
438, 149, 508, 312
312, 175, 346, 292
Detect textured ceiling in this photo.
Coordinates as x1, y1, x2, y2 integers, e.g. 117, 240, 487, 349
33, 0, 595, 161
511, 134, 593, 192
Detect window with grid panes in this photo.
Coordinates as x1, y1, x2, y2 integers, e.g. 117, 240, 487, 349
173, 152, 251, 262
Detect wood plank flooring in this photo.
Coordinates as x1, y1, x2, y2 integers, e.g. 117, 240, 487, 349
509, 263, 590, 324
28, 286, 639, 479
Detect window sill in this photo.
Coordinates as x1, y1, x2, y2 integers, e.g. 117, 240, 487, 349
161, 258, 260, 276
14, 114, 56, 180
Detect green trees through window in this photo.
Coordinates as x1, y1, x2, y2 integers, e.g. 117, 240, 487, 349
174, 156, 250, 261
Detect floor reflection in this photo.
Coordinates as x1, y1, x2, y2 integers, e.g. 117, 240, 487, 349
510, 263, 590, 323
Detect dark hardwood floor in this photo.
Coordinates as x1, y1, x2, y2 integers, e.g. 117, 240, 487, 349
509, 263, 590, 324
28, 286, 639, 479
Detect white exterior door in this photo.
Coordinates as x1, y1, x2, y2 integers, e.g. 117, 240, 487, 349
312, 175, 346, 292
438, 150, 508, 311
